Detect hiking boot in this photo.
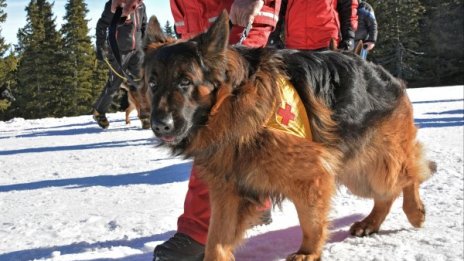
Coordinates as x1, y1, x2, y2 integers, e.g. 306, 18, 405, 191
153, 233, 204, 261
93, 111, 109, 129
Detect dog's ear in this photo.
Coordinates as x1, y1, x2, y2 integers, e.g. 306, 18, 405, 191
197, 10, 229, 58
144, 15, 167, 49
353, 40, 364, 56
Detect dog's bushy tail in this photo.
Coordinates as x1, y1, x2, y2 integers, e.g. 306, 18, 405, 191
415, 141, 437, 182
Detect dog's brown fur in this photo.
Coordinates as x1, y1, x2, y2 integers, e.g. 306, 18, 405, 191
119, 83, 151, 126
143, 12, 435, 261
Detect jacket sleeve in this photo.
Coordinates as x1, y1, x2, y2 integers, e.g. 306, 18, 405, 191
337, 0, 358, 42
96, 1, 113, 49
364, 3, 378, 43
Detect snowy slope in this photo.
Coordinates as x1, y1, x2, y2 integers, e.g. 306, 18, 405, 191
0, 86, 463, 261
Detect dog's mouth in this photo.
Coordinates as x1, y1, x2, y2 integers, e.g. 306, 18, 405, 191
155, 124, 191, 146
159, 135, 177, 144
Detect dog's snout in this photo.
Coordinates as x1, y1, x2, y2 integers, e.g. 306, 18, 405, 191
151, 116, 174, 134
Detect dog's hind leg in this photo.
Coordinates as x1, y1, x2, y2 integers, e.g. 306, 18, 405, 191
402, 182, 425, 228
349, 197, 395, 236
402, 142, 435, 228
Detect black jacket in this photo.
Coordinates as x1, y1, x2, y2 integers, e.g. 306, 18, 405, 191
337, 0, 359, 44
355, 2, 378, 43
96, 1, 147, 53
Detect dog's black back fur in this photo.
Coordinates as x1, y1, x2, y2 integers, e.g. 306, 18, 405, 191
283, 50, 404, 139
233, 47, 405, 143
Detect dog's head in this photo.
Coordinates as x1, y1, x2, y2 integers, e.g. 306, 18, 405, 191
143, 11, 231, 148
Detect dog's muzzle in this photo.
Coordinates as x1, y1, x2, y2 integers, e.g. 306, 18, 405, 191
151, 114, 178, 143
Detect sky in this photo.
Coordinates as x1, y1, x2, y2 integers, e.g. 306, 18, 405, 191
0, 85, 463, 260
3, 0, 174, 47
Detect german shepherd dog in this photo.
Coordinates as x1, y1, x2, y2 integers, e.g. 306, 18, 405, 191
143, 12, 436, 261
119, 83, 151, 128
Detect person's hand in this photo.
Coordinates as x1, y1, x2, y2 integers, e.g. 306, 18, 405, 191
230, 0, 264, 27
111, 0, 143, 17
363, 42, 375, 51
338, 38, 355, 51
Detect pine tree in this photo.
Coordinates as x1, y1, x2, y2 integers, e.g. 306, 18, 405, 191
15, 0, 65, 119
163, 20, 176, 38
370, 0, 425, 84
0, 53, 18, 116
417, 0, 464, 86
0, 0, 8, 56
60, 0, 98, 116
0, 0, 17, 115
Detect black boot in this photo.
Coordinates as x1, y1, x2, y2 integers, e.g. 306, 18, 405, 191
153, 233, 204, 261
92, 110, 109, 129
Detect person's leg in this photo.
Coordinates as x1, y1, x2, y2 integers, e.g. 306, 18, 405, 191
94, 50, 129, 113
177, 167, 211, 245
93, 68, 124, 129
93, 71, 124, 115
153, 166, 208, 261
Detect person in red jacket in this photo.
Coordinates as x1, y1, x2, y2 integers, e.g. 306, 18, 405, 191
268, 0, 358, 50
153, 1, 357, 261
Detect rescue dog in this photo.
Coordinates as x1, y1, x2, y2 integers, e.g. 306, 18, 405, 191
143, 12, 435, 261
119, 83, 151, 128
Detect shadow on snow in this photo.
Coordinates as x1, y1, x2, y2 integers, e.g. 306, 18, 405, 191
0, 214, 371, 261
0, 162, 192, 192
0, 138, 156, 156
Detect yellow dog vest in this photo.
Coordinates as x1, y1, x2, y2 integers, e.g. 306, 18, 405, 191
266, 76, 312, 139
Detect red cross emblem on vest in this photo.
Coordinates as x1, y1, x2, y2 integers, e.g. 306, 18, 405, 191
277, 103, 295, 126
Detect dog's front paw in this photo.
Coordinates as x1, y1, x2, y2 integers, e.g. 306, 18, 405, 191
349, 220, 380, 236
286, 253, 321, 261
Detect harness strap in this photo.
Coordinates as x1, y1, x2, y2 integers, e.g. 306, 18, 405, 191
230, 20, 253, 46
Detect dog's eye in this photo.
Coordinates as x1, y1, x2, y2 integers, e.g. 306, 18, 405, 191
179, 78, 192, 89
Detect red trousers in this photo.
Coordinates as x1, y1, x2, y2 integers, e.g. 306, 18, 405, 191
177, 167, 271, 245
177, 167, 210, 245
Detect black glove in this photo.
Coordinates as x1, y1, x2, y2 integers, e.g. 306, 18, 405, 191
267, 34, 285, 49
338, 38, 355, 51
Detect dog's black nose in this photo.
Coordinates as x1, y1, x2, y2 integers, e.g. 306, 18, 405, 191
151, 116, 174, 134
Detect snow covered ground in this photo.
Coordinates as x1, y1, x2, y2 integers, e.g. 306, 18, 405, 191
0, 85, 463, 261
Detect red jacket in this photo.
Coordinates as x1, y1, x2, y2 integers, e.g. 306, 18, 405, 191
285, 0, 358, 50
170, 0, 281, 47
